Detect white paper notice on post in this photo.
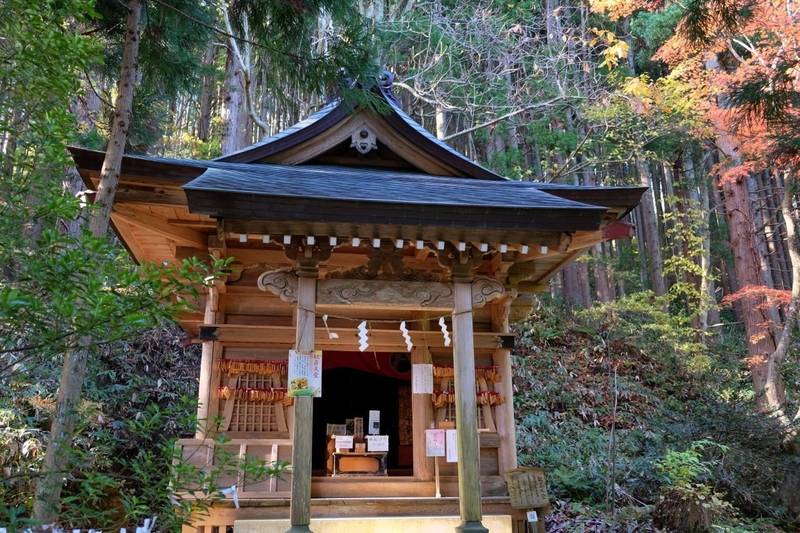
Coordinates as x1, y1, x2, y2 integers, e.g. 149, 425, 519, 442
445, 429, 458, 462
367, 435, 389, 452
412, 363, 433, 394
287, 349, 322, 397
425, 429, 445, 457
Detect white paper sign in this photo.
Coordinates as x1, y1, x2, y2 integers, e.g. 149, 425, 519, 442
446, 429, 458, 462
288, 349, 322, 397
368, 410, 380, 435
367, 435, 389, 452
412, 364, 433, 394
425, 429, 445, 457
334, 435, 353, 450
526, 510, 539, 523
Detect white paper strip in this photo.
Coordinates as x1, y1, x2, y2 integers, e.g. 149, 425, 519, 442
399, 321, 413, 352
357, 320, 369, 352
322, 314, 339, 339
220, 484, 239, 509
439, 317, 451, 347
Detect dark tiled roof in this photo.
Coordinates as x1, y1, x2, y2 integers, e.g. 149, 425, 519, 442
211, 82, 504, 180
376, 86, 503, 181
215, 101, 341, 162
69, 146, 645, 213
183, 164, 601, 211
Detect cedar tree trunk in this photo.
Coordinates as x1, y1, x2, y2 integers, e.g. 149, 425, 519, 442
33, 0, 143, 522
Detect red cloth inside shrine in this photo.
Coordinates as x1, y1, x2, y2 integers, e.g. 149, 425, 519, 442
322, 351, 411, 380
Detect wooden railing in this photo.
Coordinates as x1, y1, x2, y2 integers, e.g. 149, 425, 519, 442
175, 438, 292, 498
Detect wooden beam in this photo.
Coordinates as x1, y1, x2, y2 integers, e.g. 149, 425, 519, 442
411, 318, 434, 481
452, 281, 487, 531
289, 275, 316, 532
193, 324, 513, 351
112, 206, 206, 248
176, 246, 368, 270
317, 279, 454, 310
195, 285, 219, 438
490, 297, 517, 476
114, 187, 188, 207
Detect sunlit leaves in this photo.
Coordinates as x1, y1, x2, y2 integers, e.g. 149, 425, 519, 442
591, 29, 631, 70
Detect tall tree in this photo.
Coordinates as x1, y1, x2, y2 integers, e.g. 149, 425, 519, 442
33, 0, 144, 521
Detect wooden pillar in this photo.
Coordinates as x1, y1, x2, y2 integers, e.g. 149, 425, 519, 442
411, 318, 434, 480
195, 285, 219, 438
452, 281, 488, 533
288, 274, 316, 533
491, 296, 517, 475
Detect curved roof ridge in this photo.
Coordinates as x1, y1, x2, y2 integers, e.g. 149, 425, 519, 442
375, 83, 503, 181
213, 78, 504, 180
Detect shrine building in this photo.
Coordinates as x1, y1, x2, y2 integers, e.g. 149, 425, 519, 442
70, 73, 644, 533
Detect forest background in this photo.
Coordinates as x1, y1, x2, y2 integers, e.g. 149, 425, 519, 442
2, 0, 800, 530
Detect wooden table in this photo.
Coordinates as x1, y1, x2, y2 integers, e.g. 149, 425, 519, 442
332, 451, 388, 476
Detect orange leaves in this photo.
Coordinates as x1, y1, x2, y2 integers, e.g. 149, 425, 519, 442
716, 162, 756, 185
744, 354, 769, 368
721, 284, 792, 307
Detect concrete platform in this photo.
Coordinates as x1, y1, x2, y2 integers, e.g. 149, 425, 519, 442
234, 515, 513, 532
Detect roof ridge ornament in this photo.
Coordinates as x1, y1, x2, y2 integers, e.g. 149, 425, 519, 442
377, 69, 394, 90
351, 126, 377, 154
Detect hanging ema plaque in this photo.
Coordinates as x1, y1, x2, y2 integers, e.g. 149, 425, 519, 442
287, 349, 322, 397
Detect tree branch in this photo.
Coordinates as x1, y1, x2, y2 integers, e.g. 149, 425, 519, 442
442, 98, 566, 141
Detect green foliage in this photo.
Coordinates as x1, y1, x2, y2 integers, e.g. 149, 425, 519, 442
657, 439, 729, 487
514, 298, 793, 530
630, 5, 685, 74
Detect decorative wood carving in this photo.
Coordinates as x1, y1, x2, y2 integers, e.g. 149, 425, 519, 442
328, 241, 440, 281
284, 237, 331, 278
318, 279, 454, 309
435, 242, 485, 283
257, 269, 299, 303
471, 277, 506, 308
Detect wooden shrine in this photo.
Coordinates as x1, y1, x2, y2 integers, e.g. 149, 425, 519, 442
70, 72, 644, 533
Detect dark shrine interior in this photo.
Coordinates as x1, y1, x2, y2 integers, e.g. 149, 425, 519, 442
312, 352, 413, 476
